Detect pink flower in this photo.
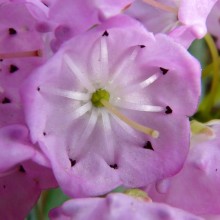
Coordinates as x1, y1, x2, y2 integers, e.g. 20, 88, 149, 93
22, 16, 201, 197
147, 120, 220, 216
0, 125, 57, 219
24, 0, 134, 51
126, 0, 218, 47
49, 193, 204, 220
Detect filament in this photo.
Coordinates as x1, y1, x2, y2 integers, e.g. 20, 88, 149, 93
142, 0, 177, 14
0, 50, 42, 59
101, 99, 159, 138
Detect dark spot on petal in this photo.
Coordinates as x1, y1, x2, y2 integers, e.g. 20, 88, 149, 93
102, 30, 109, 37
8, 28, 17, 35
143, 141, 154, 151
160, 67, 169, 75
165, 106, 172, 114
216, 169, 218, 172
19, 165, 26, 173
139, 45, 145, 48
37, 87, 40, 91
3, 185, 6, 189
2, 97, 11, 104
69, 159, 76, 167
43, 132, 47, 136
9, 64, 19, 73
0, 59, 3, 62
110, 164, 118, 169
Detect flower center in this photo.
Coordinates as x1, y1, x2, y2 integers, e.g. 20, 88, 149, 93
91, 88, 110, 108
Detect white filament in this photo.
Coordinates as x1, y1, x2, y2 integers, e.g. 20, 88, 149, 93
40, 86, 90, 101
113, 100, 164, 112
80, 109, 98, 141
139, 72, 160, 88
71, 102, 92, 120
100, 36, 109, 81
110, 46, 140, 83
64, 54, 95, 91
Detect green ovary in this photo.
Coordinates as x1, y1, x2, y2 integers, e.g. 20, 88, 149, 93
91, 88, 110, 107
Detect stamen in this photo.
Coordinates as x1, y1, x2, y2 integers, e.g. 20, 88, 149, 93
71, 102, 92, 120
80, 110, 98, 141
101, 99, 159, 138
9, 64, 19, 73
40, 86, 90, 101
2, 97, 11, 104
139, 72, 160, 88
142, 0, 178, 14
113, 100, 164, 112
64, 54, 95, 91
111, 114, 140, 140
0, 87, 4, 93
110, 46, 140, 83
101, 109, 115, 160
0, 167, 18, 178
100, 34, 109, 81
0, 50, 42, 59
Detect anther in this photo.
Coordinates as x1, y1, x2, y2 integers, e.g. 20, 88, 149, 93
139, 45, 146, 48
165, 106, 172, 114
2, 97, 11, 104
110, 164, 118, 169
102, 30, 109, 37
9, 64, 19, 73
69, 159, 76, 167
8, 28, 17, 35
160, 67, 169, 75
37, 87, 40, 91
101, 99, 159, 138
43, 132, 47, 136
143, 141, 154, 150
19, 165, 26, 173
0, 50, 42, 59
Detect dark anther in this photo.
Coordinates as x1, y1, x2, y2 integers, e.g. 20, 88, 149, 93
42, 1, 49, 7
43, 132, 47, 136
160, 67, 169, 75
165, 106, 173, 114
19, 165, 26, 173
69, 159, 76, 167
143, 141, 154, 151
216, 169, 218, 172
0, 59, 3, 62
37, 87, 40, 91
110, 164, 118, 169
9, 64, 19, 73
3, 185, 6, 189
139, 45, 146, 48
102, 30, 109, 37
2, 97, 11, 104
8, 28, 17, 35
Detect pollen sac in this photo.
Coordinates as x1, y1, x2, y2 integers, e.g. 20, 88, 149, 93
91, 89, 110, 107
8, 28, 17, 35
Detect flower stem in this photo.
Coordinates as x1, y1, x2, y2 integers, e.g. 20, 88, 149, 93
203, 34, 220, 114
101, 99, 159, 138
202, 56, 220, 78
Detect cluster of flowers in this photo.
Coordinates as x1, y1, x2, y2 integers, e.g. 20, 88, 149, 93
0, 0, 220, 219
